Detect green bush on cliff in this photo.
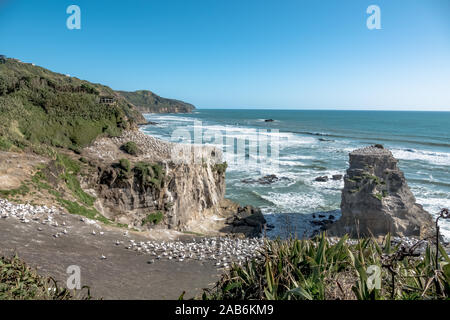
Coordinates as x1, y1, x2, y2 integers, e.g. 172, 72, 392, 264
0, 137, 12, 151
133, 162, 164, 189
0, 59, 143, 152
119, 158, 131, 172
141, 211, 164, 226
120, 141, 140, 156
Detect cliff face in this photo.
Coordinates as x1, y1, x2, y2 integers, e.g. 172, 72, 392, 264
117, 90, 195, 114
328, 145, 434, 238
80, 130, 265, 235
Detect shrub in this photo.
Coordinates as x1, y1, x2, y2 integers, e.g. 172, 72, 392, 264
0, 137, 12, 151
141, 211, 164, 226
120, 141, 140, 156
119, 158, 131, 172
213, 162, 228, 175
133, 162, 164, 189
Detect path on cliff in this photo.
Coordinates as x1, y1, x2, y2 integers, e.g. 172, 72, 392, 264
0, 212, 221, 300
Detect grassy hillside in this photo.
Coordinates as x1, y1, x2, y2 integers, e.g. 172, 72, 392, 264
117, 90, 195, 114
0, 59, 145, 153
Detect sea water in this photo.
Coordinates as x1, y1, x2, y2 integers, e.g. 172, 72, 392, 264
141, 110, 450, 240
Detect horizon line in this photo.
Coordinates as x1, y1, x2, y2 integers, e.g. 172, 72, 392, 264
195, 107, 450, 112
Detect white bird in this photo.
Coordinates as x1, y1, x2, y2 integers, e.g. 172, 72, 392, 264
92, 230, 96, 235
101, 255, 107, 260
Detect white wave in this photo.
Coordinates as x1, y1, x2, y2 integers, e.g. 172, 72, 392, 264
144, 114, 196, 123
280, 154, 316, 160
260, 192, 325, 213
392, 148, 450, 166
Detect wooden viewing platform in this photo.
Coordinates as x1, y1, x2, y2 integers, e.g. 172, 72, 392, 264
99, 97, 116, 104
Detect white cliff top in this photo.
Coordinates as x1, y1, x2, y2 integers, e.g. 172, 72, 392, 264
350, 145, 393, 157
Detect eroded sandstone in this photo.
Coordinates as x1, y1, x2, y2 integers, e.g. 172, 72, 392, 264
328, 145, 435, 238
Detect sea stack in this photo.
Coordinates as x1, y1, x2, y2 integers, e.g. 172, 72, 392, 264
328, 145, 434, 238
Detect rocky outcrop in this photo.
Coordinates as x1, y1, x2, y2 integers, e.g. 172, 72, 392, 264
328, 145, 434, 238
220, 201, 267, 237
242, 174, 290, 185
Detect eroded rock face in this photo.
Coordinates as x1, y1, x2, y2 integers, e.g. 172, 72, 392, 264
80, 130, 264, 237
87, 158, 226, 231
328, 146, 434, 238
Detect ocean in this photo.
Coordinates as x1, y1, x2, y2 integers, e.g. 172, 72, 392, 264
141, 110, 450, 240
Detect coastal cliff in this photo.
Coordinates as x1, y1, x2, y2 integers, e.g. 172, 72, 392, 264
117, 90, 195, 114
0, 59, 263, 238
80, 130, 224, 230
80, 130, 265, 235
328, 145, 435, 238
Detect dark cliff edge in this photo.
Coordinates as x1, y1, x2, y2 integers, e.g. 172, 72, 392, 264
117, 90, 195, 114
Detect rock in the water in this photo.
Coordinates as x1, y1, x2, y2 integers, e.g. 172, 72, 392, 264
315, 176, 329, 182
242, 174, 289, 185
332, 174, 343, 181
223, 204, 267, 237
264, 119, 274, 122
328, 146, 434, 238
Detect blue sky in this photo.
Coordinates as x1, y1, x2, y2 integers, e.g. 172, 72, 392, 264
1, 0, 449, 110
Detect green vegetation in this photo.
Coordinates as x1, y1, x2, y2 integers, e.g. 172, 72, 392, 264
54, 154, 95, 206
119, 158, 131, 172
0, 137, 12, 151
349, 187, 360, 194
141, 211, 164, 226
362, 173, 383, 185
0, 255, 90, 300
133, 162, 164, 189
120, 141, 140, 156
202, 234, 450, 300
57, 198, 110, 225
374, 193, 383, 201
213, 162, 228, 176
0, 59, 144, 152
117, 90, 195, 113
28, 153, 113, 225
0, 184, 30, 198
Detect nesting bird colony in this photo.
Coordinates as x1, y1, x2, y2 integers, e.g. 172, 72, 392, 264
0, 198, 67, 230
122, 237, 265, 268
0, 198, 264, 267
0, 198, 104, 240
